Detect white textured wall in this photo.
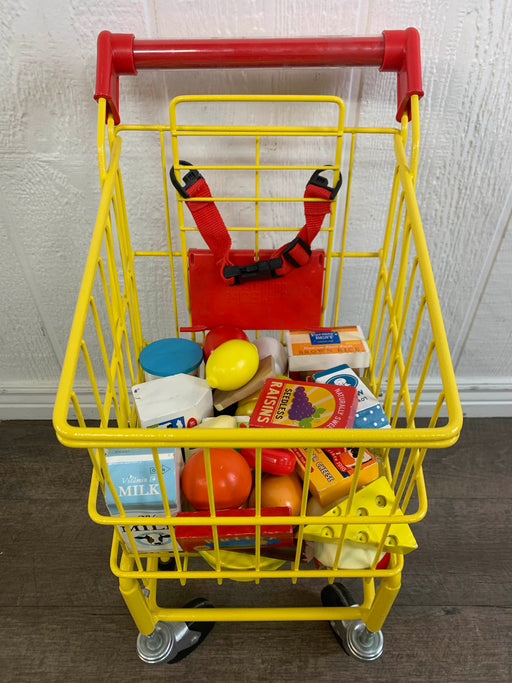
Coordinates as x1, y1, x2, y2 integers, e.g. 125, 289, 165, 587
1, 0, 511, 417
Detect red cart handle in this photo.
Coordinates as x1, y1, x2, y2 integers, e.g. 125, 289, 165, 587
94, 28, 423, 124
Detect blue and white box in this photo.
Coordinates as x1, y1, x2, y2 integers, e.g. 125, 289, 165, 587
313, 364, 390, 429
104, 447, 182, 553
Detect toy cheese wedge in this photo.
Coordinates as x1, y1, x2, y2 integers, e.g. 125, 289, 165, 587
303, 477, 417, 554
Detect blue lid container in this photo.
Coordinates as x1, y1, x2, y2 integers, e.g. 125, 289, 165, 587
139, 338, 203, 378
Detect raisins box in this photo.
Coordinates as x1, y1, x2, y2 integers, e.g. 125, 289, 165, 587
249, 378, 358, 429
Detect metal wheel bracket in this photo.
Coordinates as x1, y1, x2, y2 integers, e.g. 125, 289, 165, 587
136, 597, 215, 664
321, 582, 384, 662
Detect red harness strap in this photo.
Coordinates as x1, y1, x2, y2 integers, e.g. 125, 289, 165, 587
170, 162, 341, 284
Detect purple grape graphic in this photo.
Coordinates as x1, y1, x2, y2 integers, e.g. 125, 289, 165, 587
287, 387, 315, 421
287, 386, 327, 427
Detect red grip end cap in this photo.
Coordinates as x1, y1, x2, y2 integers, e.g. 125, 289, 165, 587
381, 27, 424, 121
94, 31, 136, 124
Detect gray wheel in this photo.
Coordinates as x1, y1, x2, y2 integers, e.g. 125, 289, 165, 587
137, 598, 215, 664
321, 583, 384, 661
137, 621, 176, 664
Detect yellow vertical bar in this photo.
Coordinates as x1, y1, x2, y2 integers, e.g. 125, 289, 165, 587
113, 164, 145, 367
203, 447, 222, 582
292, 446, 314, 582
169, 108, 193, 322
96, 98, 107, 184
409, 95, 420, 184
321, 101, 345, 323
331, 445, 365, 571
118, 552, 156, 636
254, 135, 260, 261
365, 567, 402, 633
160, 130, 180, 337
366, 165, 403, 395
150, 447, 184, 577
254, 447, 262, 581
333, 132, 355, 324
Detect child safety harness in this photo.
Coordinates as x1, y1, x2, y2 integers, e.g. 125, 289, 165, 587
170, 162, 342, 286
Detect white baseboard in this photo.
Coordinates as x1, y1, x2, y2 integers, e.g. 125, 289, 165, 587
1, 381, 511, 421
417, 381, 512, 418
0, 386, 100, 421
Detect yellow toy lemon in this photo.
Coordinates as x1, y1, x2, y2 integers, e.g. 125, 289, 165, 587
235, 395, 259, 417
205, 339, 259, 391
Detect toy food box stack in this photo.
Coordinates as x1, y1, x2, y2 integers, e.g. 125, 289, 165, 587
103, 447, 182, 553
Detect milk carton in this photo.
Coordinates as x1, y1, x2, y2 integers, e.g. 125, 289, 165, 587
131, 373, 213, 429
104, 447, 182, 553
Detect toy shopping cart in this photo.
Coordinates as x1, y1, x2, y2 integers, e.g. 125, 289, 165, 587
53, 28, 462, 664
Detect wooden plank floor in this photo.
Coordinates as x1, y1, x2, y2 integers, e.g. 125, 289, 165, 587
0, 419, 510, 682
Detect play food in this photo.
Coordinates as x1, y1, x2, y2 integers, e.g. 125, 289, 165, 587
235, 394, 260, 417
203, 325, 248, 361
181, 448, 252, 510
254, 336, 288, 375
235, 374, 289, 416
249, 472, 304, 516
239, 448, 296, 476
139, 337, 203, 380
205, 339, 259, 391
193, 415, 237, 429
213, 355, 275, 411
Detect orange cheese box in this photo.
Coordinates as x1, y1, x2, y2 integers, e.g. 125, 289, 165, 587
249, 378, 358, 429
294, 447, 379, 506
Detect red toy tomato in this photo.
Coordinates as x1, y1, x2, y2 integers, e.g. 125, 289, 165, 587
181, 448, 252, 510
249, 472, 304, 516
203, 325, 248, 361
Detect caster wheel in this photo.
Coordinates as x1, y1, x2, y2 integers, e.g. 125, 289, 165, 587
321, 582, 384, 661
136, 597, 216, 664
157, 556, 177, 571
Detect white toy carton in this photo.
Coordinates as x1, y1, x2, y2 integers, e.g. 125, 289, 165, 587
131, 373, 213, 429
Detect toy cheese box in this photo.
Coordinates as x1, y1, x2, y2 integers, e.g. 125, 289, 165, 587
104, 447, 182, 553
294, 446, 379, 507
174, 507, 294, 552
249, 378, 358, 429
303, 477, 418, 555
132, 373, 213, 429
286, 326, 370, 372
313, 364, 390, 430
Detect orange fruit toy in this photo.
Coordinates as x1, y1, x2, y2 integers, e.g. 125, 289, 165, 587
181, 448, 252, 510
249, 472, 304, 516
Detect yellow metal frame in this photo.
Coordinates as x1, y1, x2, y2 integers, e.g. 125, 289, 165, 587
53, 93, 462, 635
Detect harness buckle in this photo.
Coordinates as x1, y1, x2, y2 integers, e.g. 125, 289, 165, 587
223, 257, 284, 285
281, 236, 312, 268
170, 160, 203, 198
308, 167, 342, 200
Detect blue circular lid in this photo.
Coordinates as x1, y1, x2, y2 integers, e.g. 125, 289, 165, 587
139, 338, 203, 377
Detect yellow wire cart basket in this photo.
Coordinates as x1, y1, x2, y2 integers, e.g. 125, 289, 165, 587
53, 28, 463, 664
